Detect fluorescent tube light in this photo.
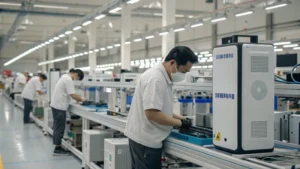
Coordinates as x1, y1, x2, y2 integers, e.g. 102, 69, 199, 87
114, 44, 121, 47
94, 49, 99, 52
273, 41, 291, 46
235, 11, 253, 17
127, 0, 140, 4
125, 41, 131, 45
34, 4, 69, 9
145, 35, 154, 39
174, 28, 185, 32
159, 31, 169, 36
53, 37, 59, 40
73, 26, 82, 31
65, 31, 72, 35
134, 38, 142, 42
59, 34, 65, 38
82, 21, 92, 26
211, 17, 227, 23
95, 14, 106, 20
205, 54, 212, 57
274, 48, 283, 52
109, 7, 121, 13
0, 2, 21, 6
100, 48, 106, 51
200, 51, 210, 55
84, 52, 88, 55
49, 39, 54, 42
294, 47, 300, 50
107, 46, 113, 49
191, 23, 203, 28
89, 51, 94, 54
175, 14, 185, 18
265, 3, 287, 10
283, 44, 298, 48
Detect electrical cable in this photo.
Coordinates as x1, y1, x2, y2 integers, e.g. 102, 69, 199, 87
291, 64, 300, 84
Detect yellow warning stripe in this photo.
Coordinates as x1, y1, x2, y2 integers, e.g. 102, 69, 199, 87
0, 155, 3, 169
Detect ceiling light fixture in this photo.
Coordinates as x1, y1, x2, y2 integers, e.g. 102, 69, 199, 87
125, 41, 131, 45
94, 49, 100, 52
175, 14, 185, 18
134, 38, 142, 42
211, 17, 227, 23
293, 47, 300, 50
0, 2, 21, 6
49, 39, 54, 43
84, 52, 88, 55
145, 35, 154, 39
191, 23, 203, 28
65, 31, 73, 35
89, 51, 94, 54
174, 28, 185, 32
265, 2, 287, 10
34, 4, 69, 9
283, 44, 299, 48
59, 34, 65, 38
107, 46, 113, 49
109, 7, 121, 13
274, 48, 283, 52
73, 26, 82, 31
200, 51, 210, 55
82, 20, 92, 26
273, 41, 291, 46
95, 14, 106, 20
53, 37, 59, 40
127, 0, 140, 4
114, 44, 121, 47
100, 48, 106, 51
159, 31, 169, 36
235, 11, 253, 17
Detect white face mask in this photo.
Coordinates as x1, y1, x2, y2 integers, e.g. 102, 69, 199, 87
171, 64, 185, 82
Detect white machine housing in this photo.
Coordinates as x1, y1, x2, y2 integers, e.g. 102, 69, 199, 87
83, 130, 114, 163
289, 114, 300, 145
213, 43, 275, 154
104, 138, 131, 169
47, 69, 60, 102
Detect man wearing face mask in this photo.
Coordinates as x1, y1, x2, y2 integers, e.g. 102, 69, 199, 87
124, 46, 198, 169
50, 68, 86, 156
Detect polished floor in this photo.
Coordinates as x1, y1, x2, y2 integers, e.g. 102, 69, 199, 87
0, 95, 81, 169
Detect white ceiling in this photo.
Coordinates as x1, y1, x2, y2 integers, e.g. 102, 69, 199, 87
0, 0, 222, 60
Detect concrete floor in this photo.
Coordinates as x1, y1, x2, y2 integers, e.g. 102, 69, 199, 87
0, 95, 81, 169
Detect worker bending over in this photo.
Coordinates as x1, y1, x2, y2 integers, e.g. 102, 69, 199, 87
125, 46, 198, 169
51, 68, 85, 156
11, 72, 28, 100
21, 73, 47, 124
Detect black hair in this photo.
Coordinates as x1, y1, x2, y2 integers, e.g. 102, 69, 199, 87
69, 68, 75, 73
38, 73, 47, 80
164, 46, 198, 66
73, 69, 84, 80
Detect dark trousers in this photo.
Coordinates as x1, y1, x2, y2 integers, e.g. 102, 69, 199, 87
52, 107, 67, 145
129, 139, 162, 169
23, 98, 33, 123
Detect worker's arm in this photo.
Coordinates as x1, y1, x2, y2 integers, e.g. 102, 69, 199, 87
145, 109, 182, 127
173, 113, 185, 120
71, 93, 85, 102
37, 90, 45, 95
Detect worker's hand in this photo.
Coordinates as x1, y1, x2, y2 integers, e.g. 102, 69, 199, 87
180, 118, 192, 129
81, 97, 86, 102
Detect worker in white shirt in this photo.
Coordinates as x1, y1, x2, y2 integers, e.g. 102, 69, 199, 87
10, 72, 28, 100
21, 73, 47, 124
124, 46, 198, 169
50, 69, 85, 156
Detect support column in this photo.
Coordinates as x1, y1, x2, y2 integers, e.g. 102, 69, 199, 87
40, 47, 47, 73
48, 43, 54, 71
121, 3, 131, 70
68, 36, 75, 69
88, 23, 97, 76
162, 0, 175, 57
211, 0, 218, 48
120, 4, 131, 113
266, 13, 274, 41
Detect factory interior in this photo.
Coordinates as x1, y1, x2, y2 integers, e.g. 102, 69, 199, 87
1, 0, 300, 169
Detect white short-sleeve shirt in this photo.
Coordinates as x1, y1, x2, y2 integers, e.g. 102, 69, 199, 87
21, 76, 42, 101
50, 74, 75, 111
124, 63, 173, 149
13, 74, 27, 93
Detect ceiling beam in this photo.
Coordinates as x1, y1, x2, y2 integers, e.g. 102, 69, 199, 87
0, 8, 85, 17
